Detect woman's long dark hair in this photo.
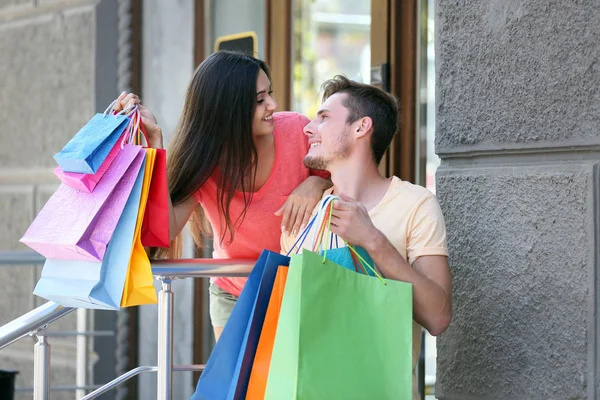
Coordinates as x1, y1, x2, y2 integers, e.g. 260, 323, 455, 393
154, 51, 270, 259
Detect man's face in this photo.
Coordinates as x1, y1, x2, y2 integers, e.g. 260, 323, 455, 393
303, 93, 353, 170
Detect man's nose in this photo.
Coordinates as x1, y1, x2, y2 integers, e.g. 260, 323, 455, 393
303, 119, 316, 136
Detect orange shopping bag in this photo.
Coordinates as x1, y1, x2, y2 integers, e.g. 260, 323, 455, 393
120, 147, 159, 307
246, 266, 289, 399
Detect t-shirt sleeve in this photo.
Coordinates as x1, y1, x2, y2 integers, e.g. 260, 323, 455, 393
280, 232, 293, 255
295, 113, 331, 180
406, 194, 449, 264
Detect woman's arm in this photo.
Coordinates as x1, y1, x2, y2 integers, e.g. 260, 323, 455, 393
114, 92, 197, 240
275, 176, 332, 236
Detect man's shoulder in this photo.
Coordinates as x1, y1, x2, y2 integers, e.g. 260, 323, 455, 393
385, 176, 437, 208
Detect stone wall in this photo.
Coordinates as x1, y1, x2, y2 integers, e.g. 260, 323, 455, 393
0, 1, 118, 398
435, 1, 600, 399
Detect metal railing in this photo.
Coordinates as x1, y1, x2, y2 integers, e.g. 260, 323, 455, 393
0, 252, 254, 400
0, 251, 102, 397
0, 253, 429, 399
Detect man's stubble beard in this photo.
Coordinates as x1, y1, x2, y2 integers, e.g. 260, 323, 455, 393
303, 128, 352, 171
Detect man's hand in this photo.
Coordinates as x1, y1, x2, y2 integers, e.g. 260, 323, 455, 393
275, 176, 332, 236
329, 193, 380, 248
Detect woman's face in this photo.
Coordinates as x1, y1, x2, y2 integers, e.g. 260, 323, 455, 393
252, 68, 278, 137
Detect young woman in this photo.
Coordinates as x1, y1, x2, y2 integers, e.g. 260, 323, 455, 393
114, 51, 330, 339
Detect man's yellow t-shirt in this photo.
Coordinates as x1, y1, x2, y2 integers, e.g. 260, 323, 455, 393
280, 176, 449, 400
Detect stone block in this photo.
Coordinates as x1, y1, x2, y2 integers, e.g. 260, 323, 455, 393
436, 0, 600, 154
0, 185, 34, 250
0, 0, 31, 11
0, 186, 38, 324
0, 8, 94, 169
435, 162, 597, 399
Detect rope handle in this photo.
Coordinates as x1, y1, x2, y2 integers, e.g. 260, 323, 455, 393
313, 195, 387, 285
101, 99, 149, 148
285, 197, 330, 256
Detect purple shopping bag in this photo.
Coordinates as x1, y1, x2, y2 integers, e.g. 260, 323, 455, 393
20, 144, 145, 262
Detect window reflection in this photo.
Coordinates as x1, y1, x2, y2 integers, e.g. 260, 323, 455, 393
418, 0, 439, 194
291, 0, 371, 118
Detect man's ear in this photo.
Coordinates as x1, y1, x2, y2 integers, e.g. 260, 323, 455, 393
355, 117, 373, 138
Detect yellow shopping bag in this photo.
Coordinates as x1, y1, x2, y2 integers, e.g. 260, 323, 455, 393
120, 148, 159, 307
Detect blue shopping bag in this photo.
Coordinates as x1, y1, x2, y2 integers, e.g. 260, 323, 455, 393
320, 245, 375, 276
227, 251, 290, 400
54, 113, 129, 174
33, 156, 147, 310
192, 250, 289, 400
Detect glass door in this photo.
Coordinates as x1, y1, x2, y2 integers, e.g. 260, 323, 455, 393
290, 0, 372, 118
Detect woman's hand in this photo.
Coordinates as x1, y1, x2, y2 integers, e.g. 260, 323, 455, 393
113, 91, 164, 148
275, 176, 332, 236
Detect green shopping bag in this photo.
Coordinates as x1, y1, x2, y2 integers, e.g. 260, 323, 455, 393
265, 249, 413, 400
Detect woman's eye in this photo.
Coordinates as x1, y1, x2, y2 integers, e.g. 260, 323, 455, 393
257, 99, 264, 104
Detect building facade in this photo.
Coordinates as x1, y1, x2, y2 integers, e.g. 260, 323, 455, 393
0, 0, 597, 399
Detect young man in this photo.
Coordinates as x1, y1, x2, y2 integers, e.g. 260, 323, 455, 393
281, 75, 452, 400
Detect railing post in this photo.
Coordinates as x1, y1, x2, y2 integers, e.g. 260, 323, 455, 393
76, 308, 89, 398
157, 278, 174, 400
33, 328, 50, 400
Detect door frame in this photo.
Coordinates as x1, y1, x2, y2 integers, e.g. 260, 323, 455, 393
267, 0, 418, 183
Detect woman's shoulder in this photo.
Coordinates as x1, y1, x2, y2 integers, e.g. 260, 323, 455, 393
274, 111, 310, 131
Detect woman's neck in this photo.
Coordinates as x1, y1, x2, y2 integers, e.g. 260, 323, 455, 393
253, 133, 274, 154
248, 133, 276, 191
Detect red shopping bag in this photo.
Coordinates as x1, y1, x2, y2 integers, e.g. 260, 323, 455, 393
141, 148, 170, 247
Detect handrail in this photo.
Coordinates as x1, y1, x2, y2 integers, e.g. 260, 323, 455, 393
0, 258, 253, 350
0, 251, 256, 276
0, 302, 74, 350
0, 250, 45, 265
80, 364, 205, 400
151, 258, 255, 278
0, 252, 253, 400
79, 366, 157, 400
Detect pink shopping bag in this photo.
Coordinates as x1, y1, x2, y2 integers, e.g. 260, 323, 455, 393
20, 144, 145, 262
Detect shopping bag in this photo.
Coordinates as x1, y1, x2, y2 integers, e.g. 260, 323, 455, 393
21, 144, 144, 262
33, 154, 147, 309
53, 133, 124, 193
227, 253, 290, 400
245, 265, 288, 400
54, 113, 129, 174
243, 246, 369, 400
191, 250, 289, 400
265, 249, 413, 400
141, 148, 170, 247
120, 148, 159, 307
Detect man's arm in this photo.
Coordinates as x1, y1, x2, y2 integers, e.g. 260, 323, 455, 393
365, 231, 451, 336
330, 193, 452, 336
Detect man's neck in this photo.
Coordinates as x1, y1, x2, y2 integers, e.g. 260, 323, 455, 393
329, 159, 391, 210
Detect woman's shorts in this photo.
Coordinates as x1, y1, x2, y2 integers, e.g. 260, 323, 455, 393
208, 282, 238, 328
